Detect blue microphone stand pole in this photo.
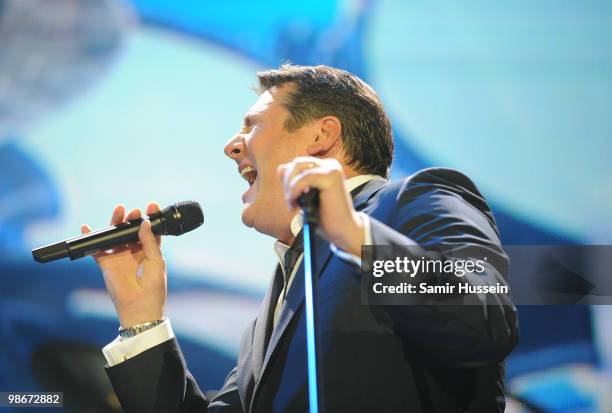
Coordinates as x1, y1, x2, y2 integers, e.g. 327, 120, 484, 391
299, 190, 323, 413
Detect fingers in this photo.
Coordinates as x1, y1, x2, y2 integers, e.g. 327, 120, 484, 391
278, 156, 320, 189
89, 203, 155, 256
125, 207, 142, 221
121, 205, 160, 252
146, 201, 161, 215
83, 203, 161, 266
287, 171, 327, 209
94, 202, 162, 257
146, 202, 162, 247
110, 204, 126, 226
139, 219, 163, 261
278, 158, 322, 209
278, 157, 343, 210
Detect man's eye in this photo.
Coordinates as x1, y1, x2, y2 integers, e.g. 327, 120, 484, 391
244, 123, 257, 133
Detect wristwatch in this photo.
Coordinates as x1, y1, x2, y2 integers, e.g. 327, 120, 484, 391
118, 318, 166, 339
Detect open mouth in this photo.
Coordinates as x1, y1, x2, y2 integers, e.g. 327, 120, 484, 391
240, 166, 258, 186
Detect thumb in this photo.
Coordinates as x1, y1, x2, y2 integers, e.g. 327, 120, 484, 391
139, 219, 162, 261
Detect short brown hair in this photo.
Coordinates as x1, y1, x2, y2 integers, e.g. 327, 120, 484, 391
256, 64, 394, 177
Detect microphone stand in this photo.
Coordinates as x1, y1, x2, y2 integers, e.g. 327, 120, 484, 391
299, 190, 323, 413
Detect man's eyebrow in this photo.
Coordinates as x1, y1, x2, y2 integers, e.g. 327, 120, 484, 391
242, 114, 259, 128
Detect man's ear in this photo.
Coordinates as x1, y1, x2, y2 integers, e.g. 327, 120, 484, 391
306, 116, 341, 156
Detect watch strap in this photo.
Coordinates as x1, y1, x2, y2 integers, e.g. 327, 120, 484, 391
118, 318, 166, 339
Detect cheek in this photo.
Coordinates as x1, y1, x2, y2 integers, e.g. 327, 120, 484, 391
247, 132, 271, 169
248, 129, 294, 191
250, 125, 294, 162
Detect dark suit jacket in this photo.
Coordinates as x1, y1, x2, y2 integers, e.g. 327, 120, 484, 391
106, 168, 519, 413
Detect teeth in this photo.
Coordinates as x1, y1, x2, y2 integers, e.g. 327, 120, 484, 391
240, 166, 255, 178
240, 166, 257, 185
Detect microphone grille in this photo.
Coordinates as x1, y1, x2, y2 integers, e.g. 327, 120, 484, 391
162, 201, 204, 235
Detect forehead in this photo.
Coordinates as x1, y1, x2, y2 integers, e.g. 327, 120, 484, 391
243, 85, 290, 124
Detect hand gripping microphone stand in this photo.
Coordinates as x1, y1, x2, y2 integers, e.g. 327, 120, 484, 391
298, 190, 323, 413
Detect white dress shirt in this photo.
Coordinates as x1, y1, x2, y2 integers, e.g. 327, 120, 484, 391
103, 174, 381, 366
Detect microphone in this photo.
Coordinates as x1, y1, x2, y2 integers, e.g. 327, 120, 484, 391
298, 189, 320, 225
32, 201, 204, 263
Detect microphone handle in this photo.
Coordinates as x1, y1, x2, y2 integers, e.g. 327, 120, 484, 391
299, 189, 320, 225
32, 212, 167, 263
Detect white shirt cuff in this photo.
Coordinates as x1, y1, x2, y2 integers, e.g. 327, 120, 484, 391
102, 318, 175, 367
329, 212, 372, 267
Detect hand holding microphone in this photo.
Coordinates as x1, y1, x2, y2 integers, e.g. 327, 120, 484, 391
32, 201, 203, 327
278, 157, 365, 256
83, 202, 169, 327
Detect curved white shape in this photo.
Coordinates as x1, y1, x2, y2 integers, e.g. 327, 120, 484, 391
367, 1, 612, 241
22, 27, 274, 292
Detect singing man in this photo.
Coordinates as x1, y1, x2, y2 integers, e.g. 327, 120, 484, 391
82, 64, 518, 412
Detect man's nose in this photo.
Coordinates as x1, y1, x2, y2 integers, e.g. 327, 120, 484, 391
224, 134, 246, 161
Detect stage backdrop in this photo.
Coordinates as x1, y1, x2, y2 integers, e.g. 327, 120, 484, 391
1, 1, 610, 411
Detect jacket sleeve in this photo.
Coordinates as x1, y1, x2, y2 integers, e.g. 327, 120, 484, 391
106, 337, 243, 413
368, 168, 519, 369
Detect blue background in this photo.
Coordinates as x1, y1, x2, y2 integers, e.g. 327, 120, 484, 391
0, 1, 611, 411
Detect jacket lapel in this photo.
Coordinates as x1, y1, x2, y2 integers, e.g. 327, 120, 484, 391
251, 265, 283, 379
250, 234, 334, 410
238, 264, 282, 409
248, 176, 389, 410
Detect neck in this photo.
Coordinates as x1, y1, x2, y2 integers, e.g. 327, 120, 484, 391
280, 232, 296, 246
343, 166, 360, 180
274, 214, 298, 246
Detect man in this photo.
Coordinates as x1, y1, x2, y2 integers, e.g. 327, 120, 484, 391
82, 65, 518, 412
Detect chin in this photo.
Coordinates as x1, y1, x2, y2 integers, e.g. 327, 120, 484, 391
241, 201, 270, 234
241, 203, 256, 228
